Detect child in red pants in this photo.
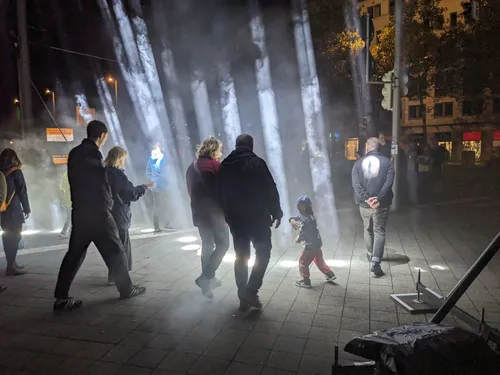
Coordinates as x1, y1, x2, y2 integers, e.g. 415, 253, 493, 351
290, 196, 336, 288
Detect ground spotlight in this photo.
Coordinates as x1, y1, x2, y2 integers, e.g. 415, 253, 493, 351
140, 228, 155, 233
279, 260, 298, 268
22, 230, 40, 236
176, 236, 198, 243
51, 228, 62, 234
181, 244, 201, 251
326, 259, 349, 268
430, 265, 447, 271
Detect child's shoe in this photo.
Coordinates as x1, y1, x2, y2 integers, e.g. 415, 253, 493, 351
325, 271, 337, 282
295, 278, 312, 288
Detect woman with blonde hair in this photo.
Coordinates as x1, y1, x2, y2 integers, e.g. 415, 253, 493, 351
186, 136, 229, 299
105, 146, 154, 283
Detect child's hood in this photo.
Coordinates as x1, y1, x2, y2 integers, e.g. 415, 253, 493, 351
296, 195, 312, 208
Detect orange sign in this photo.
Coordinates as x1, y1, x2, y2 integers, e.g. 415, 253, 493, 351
76, 106, 96, 126
52, 155, 68, 165
46, 128, 74, 142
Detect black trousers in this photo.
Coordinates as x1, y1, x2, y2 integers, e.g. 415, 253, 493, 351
108, 227, 132, 282
198, 218, 229, 280
228, 218, 272, 299
2, 222, 22, 267
54, 213, 133, 299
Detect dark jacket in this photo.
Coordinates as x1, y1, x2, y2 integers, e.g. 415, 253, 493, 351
289, 196, 323, 250
186, 156, 223, 227
352, 150, 394, 208
68, 139, 113, 222
0, 165, 30, 227
146, 154, 168, 191
218, 147, 282, 226
106, 167, 147, 230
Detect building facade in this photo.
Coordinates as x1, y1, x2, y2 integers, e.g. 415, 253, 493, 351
355, 0, 500, 163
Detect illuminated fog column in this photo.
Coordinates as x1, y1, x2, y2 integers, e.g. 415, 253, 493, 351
219, 63, 242, 149
249, 2, 291, 231
191, 70, 215, 141
292, 0, 338, 234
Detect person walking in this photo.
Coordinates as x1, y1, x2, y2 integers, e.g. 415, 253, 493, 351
289, 195, 336, 288
105, 146, 153, 284
59, 171, 72, 238
218, 134, 282, 310
146, 143, 173, 233
352, 137, 394, 278
0, 149, 30, 276
186, 136, 229, 299
53, 120, 146, 311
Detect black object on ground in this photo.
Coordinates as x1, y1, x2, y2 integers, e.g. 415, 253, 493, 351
344, 323, 500, 375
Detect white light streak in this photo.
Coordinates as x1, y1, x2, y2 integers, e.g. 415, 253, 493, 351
219, 63, 242, 149
191, 70, 215, 140
176, 236, 198, 243
182, 244, 201, 251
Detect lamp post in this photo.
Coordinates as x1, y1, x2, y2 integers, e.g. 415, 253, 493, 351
106, 75, 118, 105
45, 89, 55, 116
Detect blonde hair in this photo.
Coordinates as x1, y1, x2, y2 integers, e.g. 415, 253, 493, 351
196, 136, 222, 160
104, 146, 128, 169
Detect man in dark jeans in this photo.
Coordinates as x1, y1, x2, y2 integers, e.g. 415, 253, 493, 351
352, 137, 395, 277
186, 136, 229, 299
53, 121, 146, 310
218, 134, 282, 310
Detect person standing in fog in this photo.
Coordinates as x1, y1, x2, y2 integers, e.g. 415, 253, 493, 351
59, 171, 72, 238
53, 121, 146, 311
0, 149, 30, 276
146, 143, 173, 233
186, 137, 229, 299
218, 134, 282, 310
105, 146, 154, 284
352, 137, 394, 278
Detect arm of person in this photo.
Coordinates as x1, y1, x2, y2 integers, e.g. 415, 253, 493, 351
14, 170, 31, 215
351, 161, 370, 202
117, 170, 148, 203
377, 160, 395, 201
258, 159, 283, 220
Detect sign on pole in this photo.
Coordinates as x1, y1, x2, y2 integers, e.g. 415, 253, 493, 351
52, 155, 68, 164
46, 128, 74, 142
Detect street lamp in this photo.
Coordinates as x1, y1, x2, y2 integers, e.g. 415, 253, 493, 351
106, 75, 118, 105
13, 98, 19, 104
45, 89, 56, 116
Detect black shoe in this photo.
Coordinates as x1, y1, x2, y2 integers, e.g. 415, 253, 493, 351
53, 297, 83, 311
13, 262, 25, 270
239, 300, 250, 312
245, 291, 262, 309
5, 267, 27, 276
371, 263, 385, 278
325, 272, 337, 282
195, 276, 213, 299
154, 229, 163, 234
120, 285, 146, 299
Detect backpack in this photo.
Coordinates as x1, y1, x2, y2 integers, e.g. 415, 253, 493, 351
0, 167, 21, 212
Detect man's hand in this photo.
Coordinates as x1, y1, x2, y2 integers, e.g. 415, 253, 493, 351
290, 219, 300, 231
272, 216, 281, 229
366, 197, 380, 209
146, 181, 156, 189
24, 212, 30, 220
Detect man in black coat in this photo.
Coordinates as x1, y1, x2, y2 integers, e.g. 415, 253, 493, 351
218, 134, 282, 310
352, 137, 395, 278
53, 121, 146, 310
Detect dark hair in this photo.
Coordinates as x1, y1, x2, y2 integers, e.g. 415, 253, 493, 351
235, 133, 254, 149
0, 148, 22, 168
87, 120, 108, 140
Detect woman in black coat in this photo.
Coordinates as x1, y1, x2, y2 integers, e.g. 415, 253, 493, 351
0, 149, 31, 276
104, 146, 153, 283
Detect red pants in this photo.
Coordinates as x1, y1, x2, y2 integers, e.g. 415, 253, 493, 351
298, 248, 331, 279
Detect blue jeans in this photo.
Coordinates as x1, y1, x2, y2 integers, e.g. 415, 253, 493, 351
359, 206, 389, 264
198, 219, 230, 280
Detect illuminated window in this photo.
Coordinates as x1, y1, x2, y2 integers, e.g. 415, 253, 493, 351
462, 141, 481, 161
345, 138, 359, 161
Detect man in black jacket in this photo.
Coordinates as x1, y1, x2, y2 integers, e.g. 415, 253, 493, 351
352, 137, 394, 278
218, 134, 282, 310
53, 121, 145, 310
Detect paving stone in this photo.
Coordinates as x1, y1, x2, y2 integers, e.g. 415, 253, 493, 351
234, 344, 270, 365
23, 353, 67, 374
279, 322, 310, 338
117, 364, 155, 374
121, 331, 159, 347
188, 356, 230, 375
266, 350, 301, 372
299, 354, 332, 374
84, 360, 122, 375
158, 351, 199, 372
176, 337, 212, 355
224, 361, 263, 375
273, 336, 306, 354
244, 332, 278, 350
147, 334, 180, 351
55, 357, 94, 374
203, 340, 240, 360
101, 345, 140, 364
127, 348, 168, 368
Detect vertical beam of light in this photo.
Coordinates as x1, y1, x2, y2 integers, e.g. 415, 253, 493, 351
191, 70, 215, 141
291, 0, 338, 236
98, 0, 190, 228
249, 1, 291, 235
219, 63, 242, 150
75, 93, 93, 124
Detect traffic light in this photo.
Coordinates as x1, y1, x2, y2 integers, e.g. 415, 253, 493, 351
381, 71, 393, 111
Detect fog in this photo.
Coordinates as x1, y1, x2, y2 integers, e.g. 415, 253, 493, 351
4, 0, 358, 248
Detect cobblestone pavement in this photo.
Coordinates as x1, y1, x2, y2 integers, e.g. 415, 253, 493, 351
1, 200, 500, 374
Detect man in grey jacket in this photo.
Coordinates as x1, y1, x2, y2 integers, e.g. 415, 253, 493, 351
352, 137, 395, 277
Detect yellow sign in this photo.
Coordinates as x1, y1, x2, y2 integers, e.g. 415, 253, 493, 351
76, 106, 96, 126
52, 155, 68, 165
46, 128, 74, 142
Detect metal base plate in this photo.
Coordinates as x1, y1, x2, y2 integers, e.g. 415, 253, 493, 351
390, 293, 439, 314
